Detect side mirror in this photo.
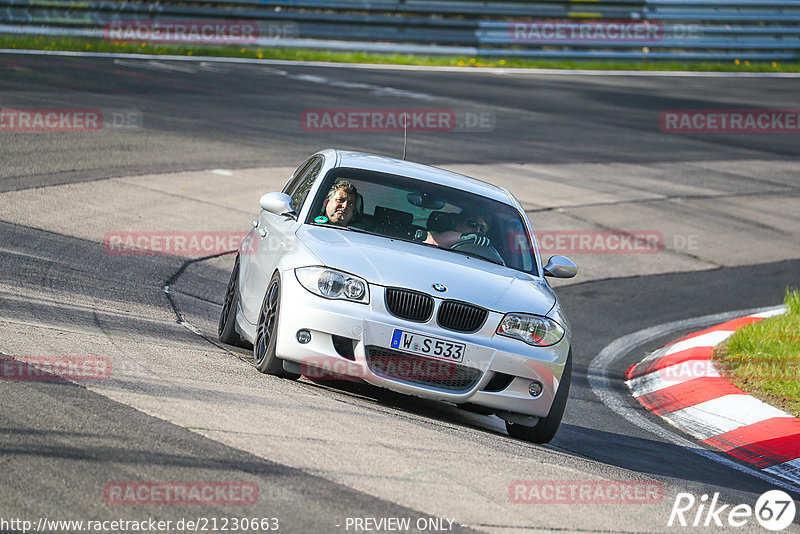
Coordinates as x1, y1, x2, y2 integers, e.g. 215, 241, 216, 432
543, 255, 578, 278
259, 192, 296, 218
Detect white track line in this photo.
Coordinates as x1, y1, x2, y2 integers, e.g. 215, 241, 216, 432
661, 395, 793, 441
753, 308, 789, 319
3, 48, 800, 77
664, 330, 735, 355
588, 305, 799, 493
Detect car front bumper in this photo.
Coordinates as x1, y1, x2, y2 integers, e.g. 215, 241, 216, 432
274, 269, 571, 418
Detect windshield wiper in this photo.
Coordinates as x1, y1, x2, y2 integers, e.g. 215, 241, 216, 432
309, 222, 381, 236
444, 247, 506, 267
343, 226, 382, 236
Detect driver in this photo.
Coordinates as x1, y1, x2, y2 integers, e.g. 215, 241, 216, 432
319, 180, 358, 227
425, 211, 490, 248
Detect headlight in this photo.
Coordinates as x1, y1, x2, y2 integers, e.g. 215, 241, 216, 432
496, 313, 565, 347
295, 267, 369, 304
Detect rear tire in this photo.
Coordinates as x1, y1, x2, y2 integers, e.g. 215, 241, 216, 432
505, 349, 572, 444
218, 254, 250, 348
253, 272, 299, 380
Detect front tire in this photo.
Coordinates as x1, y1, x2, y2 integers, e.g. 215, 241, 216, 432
505, 349, 572, 444
253, 272, 299, 379
218, 254, 250, 348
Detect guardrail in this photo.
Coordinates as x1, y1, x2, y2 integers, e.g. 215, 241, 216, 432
1, 0, 798, 60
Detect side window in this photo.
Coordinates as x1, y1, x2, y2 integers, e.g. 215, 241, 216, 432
282, 158, 314, 196
283, 157, 322, 213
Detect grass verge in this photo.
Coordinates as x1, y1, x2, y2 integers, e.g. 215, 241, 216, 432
2, 34, 800, 72
714, 289, 800, 418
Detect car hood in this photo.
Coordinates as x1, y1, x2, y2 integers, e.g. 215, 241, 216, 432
296, 225, 556, 314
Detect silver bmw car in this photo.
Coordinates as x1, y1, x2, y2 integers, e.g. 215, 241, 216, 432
219, 149, 577, 443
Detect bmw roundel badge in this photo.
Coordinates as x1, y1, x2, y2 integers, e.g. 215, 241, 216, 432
432, 283, 447, 292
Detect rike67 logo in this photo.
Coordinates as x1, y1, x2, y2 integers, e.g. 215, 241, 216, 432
668, 490, 796, 531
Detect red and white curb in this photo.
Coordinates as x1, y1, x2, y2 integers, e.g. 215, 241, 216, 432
625, 307, 800, 487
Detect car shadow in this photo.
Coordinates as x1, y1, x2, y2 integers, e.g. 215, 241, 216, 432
298, 373, 800, 500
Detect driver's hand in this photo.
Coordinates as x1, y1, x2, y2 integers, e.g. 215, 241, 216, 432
459, 233, 490, 247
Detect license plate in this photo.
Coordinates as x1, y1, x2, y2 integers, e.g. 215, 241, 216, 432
390, 329, 465, 363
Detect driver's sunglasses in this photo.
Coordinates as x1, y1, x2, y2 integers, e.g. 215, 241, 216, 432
464, 220, 488, 233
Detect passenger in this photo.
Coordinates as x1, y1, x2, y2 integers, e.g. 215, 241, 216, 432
320, 180, 358, 227
425, 211, 490, 248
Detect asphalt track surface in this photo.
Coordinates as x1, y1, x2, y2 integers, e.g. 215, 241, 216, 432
3, 54, 800, 191
1, 53, 800, 533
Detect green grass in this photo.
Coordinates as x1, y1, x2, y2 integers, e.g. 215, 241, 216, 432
2, 34, 800, 72
714, 289, 800, 418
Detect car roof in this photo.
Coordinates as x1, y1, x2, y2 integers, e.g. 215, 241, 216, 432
331, 150, 516, 206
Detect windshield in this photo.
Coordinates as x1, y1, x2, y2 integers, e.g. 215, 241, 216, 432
305, 167, 539, 275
